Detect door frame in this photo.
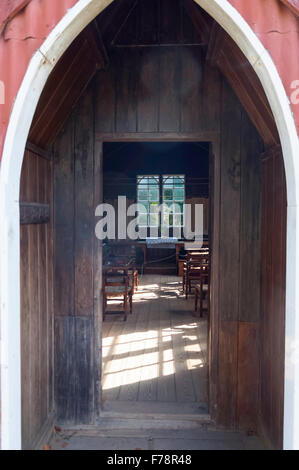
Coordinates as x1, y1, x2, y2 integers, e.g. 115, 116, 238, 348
96, 132, 220, 419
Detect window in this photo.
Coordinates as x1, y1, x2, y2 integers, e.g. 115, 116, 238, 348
162, 175, 185, 229
137, 175, 185, 236
137, 176, 160, 228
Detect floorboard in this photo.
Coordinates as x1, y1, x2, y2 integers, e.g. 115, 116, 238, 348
102, 274, 208, 410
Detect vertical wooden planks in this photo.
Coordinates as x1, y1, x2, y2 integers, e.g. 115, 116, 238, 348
217, 81, 263, 430
54, 118, 75, 317
94, 46, 215, 136
93, 140, 103, 419
37, 157, 48, 426
261, 155, 272, 437
27, 153, 41, 442
94, 62, 116, 134
115, 49, 138, 132
202, 62, 221, 132
237, 323, 259, 431
239, 112, 262, 323
20, 147, 54, 448
209, 139, 220, 422
260, 148, 286, 449
217, 321, 238, 428
54, 316, 76, 423
219, 79, 241, 323
75, 317, 94, 423
159, 47, 181, 132
20, 151, 31, 448
45, 154, 54, 416
138, 0, 159, 45
236, 111, 262, 432
54, 90, 98, 425
180, 47, 203, 132
159, 0, 181, 44
74, 86, 94, 317
137, 47, 160, 132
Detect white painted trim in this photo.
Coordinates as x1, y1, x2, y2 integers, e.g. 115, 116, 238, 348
0, 0, 298, 450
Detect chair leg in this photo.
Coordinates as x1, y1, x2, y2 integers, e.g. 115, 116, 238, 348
103, 295, 107, 322
124, 294, 128, 321
130, 293, 133, 314
195, 290, 198, 312
200, 292, 203, 318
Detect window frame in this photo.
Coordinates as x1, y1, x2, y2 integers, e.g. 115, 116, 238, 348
137, 174, 185, 237
162, 174, 185, 229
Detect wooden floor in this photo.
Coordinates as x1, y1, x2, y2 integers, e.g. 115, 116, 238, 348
102, 275, 208, 410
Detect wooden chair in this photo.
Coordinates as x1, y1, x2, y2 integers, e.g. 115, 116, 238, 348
102, 267, 133, 321
184, 250, 210, 298
195, 271, 210, 317
109, 244, 139, 293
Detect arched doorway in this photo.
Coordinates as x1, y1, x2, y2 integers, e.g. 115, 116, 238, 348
1, 0, 298, 450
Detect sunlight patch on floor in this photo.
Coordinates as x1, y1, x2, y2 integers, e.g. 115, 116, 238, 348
101, 275, 208, 403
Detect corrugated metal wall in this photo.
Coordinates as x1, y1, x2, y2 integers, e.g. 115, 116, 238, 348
0, 0, 77, 153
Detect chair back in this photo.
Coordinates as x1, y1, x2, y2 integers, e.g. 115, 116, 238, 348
103, 267, 130, 293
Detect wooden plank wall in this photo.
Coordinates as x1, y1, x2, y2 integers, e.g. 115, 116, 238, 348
20, 148, 54, 449
260, 147, 286, 449
218, 81, 263, 431
53, 88, 99, 424
52, 45, 265, 433
95, 47, 218, 135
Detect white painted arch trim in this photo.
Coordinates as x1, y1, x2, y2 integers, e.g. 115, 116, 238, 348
0, 0, 298, 450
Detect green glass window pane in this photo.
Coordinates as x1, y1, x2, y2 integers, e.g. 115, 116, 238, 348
163, 188, 173, 200
174, 176, 184, 185
149, 177, 159, 185
138, 190, 148, 200
174, 188, 184, 201
149, 189, 159, 201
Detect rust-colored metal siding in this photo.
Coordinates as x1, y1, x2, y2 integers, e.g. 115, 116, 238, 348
0, 0, 77, 153
230, 0, 299, 137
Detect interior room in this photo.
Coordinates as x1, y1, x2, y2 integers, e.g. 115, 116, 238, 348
101, 142, 210, 414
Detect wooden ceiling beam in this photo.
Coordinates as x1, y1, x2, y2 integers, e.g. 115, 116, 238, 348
25, 141, 52, 160
97, 0, 138, 47
183, 0, 211, 43
261, 144, 283, 162
205, 22, 279, 147
29, 23, 107, 147
217, 50, 279, 146
83, 21, 109, 70
206, 21, 227, 66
